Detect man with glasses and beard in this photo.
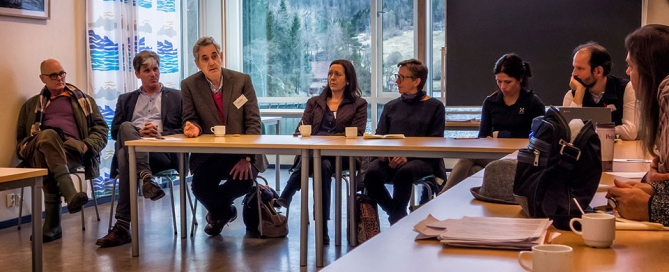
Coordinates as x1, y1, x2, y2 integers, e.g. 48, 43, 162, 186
563, 42, 638, 140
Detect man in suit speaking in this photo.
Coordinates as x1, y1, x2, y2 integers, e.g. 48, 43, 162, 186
181, 37, 263, 236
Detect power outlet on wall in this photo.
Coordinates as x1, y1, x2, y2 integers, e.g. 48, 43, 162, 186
5, 194, 21, 208
6, 194, 15, 207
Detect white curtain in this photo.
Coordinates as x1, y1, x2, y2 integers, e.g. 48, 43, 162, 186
86, 0, 182, 197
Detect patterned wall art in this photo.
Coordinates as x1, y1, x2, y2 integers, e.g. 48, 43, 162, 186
86, 0, 181, 197
0, 0, 50, 19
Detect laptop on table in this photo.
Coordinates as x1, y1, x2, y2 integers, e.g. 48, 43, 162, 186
557, 106, 612, 125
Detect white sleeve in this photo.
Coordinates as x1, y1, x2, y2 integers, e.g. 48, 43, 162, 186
563, 90, 580, 107
615, 82, 638, 140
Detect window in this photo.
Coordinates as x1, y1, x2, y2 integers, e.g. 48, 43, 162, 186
221, 0, 438, 133
181, 1, 200, 78
243, 0, 371, 98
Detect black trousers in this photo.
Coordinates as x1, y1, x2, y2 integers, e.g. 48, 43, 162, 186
191, 154, 259, 220
280, 156, 349, 221
364, 158, 433, 222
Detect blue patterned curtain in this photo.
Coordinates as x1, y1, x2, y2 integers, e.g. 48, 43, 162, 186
86, 0, 182, 197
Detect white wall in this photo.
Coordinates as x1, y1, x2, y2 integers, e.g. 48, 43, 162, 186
647, 0, 669, 26
0, 1, 87, 221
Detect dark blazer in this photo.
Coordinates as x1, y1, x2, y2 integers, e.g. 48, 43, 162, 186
111, 86, 183, 140
181, 68, 262, 172
297, 89, 368, 136
110, 86, 183, 177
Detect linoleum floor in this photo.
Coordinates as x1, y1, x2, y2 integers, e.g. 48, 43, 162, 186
0, 168, 393, 272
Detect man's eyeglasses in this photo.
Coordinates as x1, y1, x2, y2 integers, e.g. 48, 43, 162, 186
392, 73, 415, 82
42, 71, 66, 81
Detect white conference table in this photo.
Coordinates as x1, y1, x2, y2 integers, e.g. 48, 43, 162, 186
125, 134, 337, 267
311, 137, 530, 266
0, 167, 46, 272
125, 135, 531, 267
322, 140, 669, 271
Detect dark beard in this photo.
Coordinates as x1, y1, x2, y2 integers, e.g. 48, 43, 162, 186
574, 76, 596, 88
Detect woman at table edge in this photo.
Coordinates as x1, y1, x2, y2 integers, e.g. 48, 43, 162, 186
277, 59, 368, 244
441, 53, 545, 192
607, 24, 669, 225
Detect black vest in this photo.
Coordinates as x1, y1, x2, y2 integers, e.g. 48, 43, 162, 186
571, 75, 629, 126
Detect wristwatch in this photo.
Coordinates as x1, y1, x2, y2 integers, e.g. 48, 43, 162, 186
245, 156, 252, 162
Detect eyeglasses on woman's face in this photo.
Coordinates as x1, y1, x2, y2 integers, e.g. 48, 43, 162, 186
392, 73, 415, 82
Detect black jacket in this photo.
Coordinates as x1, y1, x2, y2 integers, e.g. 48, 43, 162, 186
479, 89, 545, 138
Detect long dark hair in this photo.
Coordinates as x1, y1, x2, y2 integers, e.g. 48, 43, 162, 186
324, 59, 362, 99
625, 24, 669, 155
493, 53, 532, 89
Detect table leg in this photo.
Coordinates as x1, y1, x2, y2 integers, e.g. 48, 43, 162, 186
180, 153, 187, 239
348, 157, 357, 247
300, 149, 309, 267
32, 177, 43, 272
129, 146, 139, 257
275, 120, 281, 191
314, 150, 323, 267
335, 156, 342, 246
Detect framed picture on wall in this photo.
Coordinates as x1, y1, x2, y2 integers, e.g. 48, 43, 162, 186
0, 0, 50, 20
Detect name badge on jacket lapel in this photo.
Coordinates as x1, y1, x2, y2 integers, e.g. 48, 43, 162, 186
233, 94, 248, 109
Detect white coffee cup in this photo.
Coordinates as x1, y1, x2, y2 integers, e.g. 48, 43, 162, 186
345, 127, 357, 139
210, 125, 226, 136
596, 122, 615, 171
569, 213, 616, 248
518, 244, 573, 272
299, 125, 311, 137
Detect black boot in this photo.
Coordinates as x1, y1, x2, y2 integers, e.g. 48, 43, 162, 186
43, 193, 63, 242
53, 165, 88, 213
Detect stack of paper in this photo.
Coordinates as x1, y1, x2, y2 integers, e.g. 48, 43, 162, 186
414, 214, 555, 250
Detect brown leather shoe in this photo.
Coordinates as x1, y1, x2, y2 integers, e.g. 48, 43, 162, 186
141, 180, 165, 201
96, 224, 131, 247
204, 212, 224, 236
204, 206, 237, 236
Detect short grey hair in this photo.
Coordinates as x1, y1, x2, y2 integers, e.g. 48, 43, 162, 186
133, 50, 160, 72
192, 36, 221, 61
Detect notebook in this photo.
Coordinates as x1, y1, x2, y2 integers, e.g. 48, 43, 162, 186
557, 106, 612, 125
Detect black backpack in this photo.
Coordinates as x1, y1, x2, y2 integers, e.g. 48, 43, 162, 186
513, 106, 602, 230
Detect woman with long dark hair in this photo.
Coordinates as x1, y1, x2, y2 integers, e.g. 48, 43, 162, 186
608, 25, 669, 225
277, 59, 367, 243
